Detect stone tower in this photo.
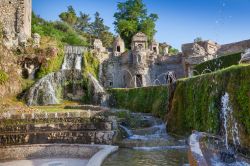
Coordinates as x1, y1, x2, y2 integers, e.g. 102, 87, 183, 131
131, 32, 148, 50
113, 35, 125, 56
0, 0, 32, 48
150, 40, 159, 54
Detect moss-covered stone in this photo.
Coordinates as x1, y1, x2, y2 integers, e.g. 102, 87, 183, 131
194, 52, 242, 75
108, 86, 169, 119
167, 64, 250, 148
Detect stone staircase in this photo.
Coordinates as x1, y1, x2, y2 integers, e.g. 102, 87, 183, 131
0, 109, 117, 146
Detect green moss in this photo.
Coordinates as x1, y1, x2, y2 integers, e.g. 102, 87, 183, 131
37, 46, 65, 78
0, 70, 8, 85
194, 52, 242, 75
108, 86, 169, 119
83, 51, 100, 78
167, 64, 250, 142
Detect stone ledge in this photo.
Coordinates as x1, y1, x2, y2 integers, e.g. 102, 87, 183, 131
86, 145, 118, 166
0, 144, 118, 166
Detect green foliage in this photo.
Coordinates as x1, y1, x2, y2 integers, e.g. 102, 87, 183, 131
82, 51, 100, 78
194, 37, 203, 42
90, 12, 114, 48
114, 0, 158, 47
167, 64, 250, 147
0, 70, 8, 85
108, 86, 169, 119
168, 47, 179, 55
76, 12, 91, 32
32, 12, 87, 46
37, 48, 64, 78
59, 5, 78, 25
81, 51, 100, 103
194, 52, 242, 75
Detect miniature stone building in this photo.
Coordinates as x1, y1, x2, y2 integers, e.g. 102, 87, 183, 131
93, 39, 106, 52
113, 35, 125, 56
131, 32, 148, 50
100, 32, 185, 88
182, 40, 220, 77
182, 39, 250, 77
0, 0, 32, 48
150, 40, 159, 54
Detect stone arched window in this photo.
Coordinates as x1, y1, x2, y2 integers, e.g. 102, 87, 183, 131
117, 46, 121, 52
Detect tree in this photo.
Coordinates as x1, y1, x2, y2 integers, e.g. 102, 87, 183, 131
59, 6, 77, 26
114, 0, 158, 48
76, 12, 91, 32
194, 37, 203, 43
90, 12, 114, 48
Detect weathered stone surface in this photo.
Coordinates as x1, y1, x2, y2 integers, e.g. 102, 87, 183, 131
100, 33, 184, 88
113, 35, 125, 56
0, 111, 117, 145
240, 49, 250, 64
94, 39, 106, 53
0, 0, 32, 48
32, 33, 41, 48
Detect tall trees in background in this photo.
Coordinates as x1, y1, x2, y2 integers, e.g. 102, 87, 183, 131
59, 7, 113, 48
114, 0, 158, 48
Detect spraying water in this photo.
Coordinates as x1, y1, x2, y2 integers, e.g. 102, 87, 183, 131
221, 92, 240, 150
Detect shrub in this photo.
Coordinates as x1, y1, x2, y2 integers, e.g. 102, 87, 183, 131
194, 52, 242, 75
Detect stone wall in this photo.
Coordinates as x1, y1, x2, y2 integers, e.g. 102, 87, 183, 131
0, 111, 117, 145
101, 53, 184, 88
0, 0, 32, 48
0, 144, 99, 161
218, 39, 250, 55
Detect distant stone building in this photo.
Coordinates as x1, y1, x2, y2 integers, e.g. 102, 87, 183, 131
113, 35, 125, 56
0, 0, 32, 48
182, 39, 250, 76
100, 32, 184, 88
93, 39, 106, 53
182, 40, 220, 76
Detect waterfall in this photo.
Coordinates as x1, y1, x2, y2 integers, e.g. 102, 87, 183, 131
87, 73, 109, 107
26, 45, 108, 106
26, 46, 86, 106
119, 125, 133, 137
221, 92, 240, 149
62, 46, 86, 70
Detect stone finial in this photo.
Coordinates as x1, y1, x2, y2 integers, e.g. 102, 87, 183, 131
93, 39, 106, 52
239, 49, 250, 64
32, 33, 41, 48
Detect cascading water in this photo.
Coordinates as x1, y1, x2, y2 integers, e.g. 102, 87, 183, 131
221, 92, 240, 149
104, 113, 189, 166
26, 46, 87, 106
87, 73, 109, 107
62, 46, 85, 70
26, 45, 108, 106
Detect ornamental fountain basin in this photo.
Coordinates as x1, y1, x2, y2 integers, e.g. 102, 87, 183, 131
0, 144, 118, 166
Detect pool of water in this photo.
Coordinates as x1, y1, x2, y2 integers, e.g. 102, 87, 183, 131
103, 148, 188, 166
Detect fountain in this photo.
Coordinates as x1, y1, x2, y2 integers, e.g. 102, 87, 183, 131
104, 112, 188, 166
26, 46, 108, 106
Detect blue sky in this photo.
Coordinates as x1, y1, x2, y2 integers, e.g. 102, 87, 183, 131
33, 0, 250, 50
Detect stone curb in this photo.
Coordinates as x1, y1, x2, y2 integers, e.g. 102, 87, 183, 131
87, 145, 119, 166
